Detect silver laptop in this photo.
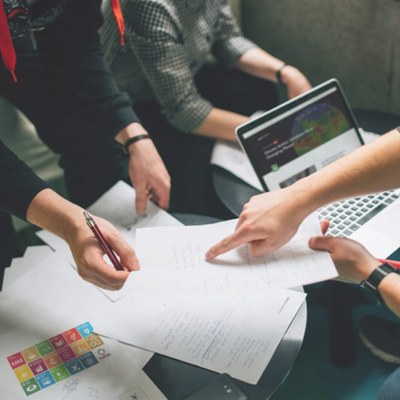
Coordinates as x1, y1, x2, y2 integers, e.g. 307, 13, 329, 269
236, 78, 400, 257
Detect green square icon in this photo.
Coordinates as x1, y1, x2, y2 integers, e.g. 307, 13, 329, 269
36, 340, 54, 356
271, 164, 279, 172
50, 364, 70, 382
21, 377, 41, 396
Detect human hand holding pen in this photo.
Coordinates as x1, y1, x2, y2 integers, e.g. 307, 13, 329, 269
26, 189, 140, 291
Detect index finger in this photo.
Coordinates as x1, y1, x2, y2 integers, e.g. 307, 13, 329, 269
135, 184, 148, 215
205, 229, 251, 260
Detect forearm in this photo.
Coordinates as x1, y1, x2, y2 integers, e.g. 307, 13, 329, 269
234, 47, 285, 82
193, 108, 249, 141
26, 189, 84, 245
379, 274, 400, 317
290, 129, 400, 213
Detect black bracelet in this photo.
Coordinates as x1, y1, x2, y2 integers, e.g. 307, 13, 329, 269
118, 134, 151, 155
276, 63, 288, 84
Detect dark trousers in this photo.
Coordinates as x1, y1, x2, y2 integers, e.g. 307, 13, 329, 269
135, 63, 279, 219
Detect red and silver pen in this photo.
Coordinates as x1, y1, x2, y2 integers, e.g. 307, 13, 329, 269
83, 211, 124, 271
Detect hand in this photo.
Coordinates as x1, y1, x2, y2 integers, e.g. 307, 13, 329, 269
309, 221, 380, 284
281, 65, 312, 99
127, 137, 171, 214
206, 186, 310, 260
67, 216, 140, 290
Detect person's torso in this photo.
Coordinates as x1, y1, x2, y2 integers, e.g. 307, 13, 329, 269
104, 0, 226, 102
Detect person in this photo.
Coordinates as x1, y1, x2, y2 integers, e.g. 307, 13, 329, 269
0, 0, 170, 275
100, 0, 311, 217
206, 127, 400, 399
0, 140, 139, 291
0, 0, 170, 212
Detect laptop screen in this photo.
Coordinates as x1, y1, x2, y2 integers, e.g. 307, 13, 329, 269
236, 79, 363, 191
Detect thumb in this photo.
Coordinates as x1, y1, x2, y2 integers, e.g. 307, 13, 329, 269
308, 235, 336, 252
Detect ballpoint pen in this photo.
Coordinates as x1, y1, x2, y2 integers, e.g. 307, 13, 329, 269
83, 211, 124, 271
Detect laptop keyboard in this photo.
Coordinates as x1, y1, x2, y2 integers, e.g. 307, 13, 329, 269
318, 190, 400, 237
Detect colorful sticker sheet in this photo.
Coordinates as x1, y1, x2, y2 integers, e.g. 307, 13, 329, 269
7, 322, 107, 397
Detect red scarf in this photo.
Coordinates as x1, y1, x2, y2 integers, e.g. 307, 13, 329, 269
0, 0, 126, 82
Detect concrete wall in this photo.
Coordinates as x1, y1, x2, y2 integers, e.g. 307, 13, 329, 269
241, 0, 400, 115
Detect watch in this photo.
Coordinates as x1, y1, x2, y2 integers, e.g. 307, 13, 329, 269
360, 262, 398, 305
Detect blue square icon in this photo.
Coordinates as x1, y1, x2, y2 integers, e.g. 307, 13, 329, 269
36, 371, 55, 389
76, 322, 94, 338
64, 358, 85, 375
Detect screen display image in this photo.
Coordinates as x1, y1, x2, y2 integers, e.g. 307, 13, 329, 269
239, 81, 362, 191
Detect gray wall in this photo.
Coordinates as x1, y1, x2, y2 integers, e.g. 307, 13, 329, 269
241, 0, 400, 115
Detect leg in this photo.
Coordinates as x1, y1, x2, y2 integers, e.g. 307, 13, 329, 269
194, 62, 279, 115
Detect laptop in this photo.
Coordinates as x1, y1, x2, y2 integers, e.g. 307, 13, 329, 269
236, 78, 400, 257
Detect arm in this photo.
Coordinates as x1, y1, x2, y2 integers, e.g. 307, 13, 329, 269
206, 128, 400, 259
211, 2, 311, 99
0, 140, 138, 290
39, 0, 170, 214
234, 48, 312, 99
26, 189, 139, 290
309, 233, 400, 317
120, 1, 248, 142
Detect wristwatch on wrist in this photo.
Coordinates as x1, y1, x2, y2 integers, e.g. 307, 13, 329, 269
360, 262, 399, 305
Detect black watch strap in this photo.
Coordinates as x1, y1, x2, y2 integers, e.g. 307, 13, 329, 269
116, 134, 151, 155
360, 263, 397, 305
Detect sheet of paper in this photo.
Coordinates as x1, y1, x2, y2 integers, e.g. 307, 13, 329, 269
134, 213, 338, 288
2, 240, 304, 384
211, 140, 263, 191
0, 254, 161, 398
94, 288, 305, 384
36, 181, 182, 302
3, 246, 54, 289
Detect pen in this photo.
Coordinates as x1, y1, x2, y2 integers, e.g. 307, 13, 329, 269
378, 258, 400, 269
83, 211, 124, 271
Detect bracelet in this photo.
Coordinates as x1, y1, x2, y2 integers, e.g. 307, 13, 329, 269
275, 63, 288, 84
118, 134, 151, 155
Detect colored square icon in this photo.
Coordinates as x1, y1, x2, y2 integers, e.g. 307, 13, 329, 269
13, 365, 34, 383
70, 339, 91, 357
85, 333, 104, 350
64, 358, 85, 375
7, 352, 26, 369
36, 371, 56, 389
50, 364, 70, 382
36, 340, 54, 356
76, 322, 94, 338
57, 345, 76, 363
79, 352, 99, 369
22, 346, 40, 363
43, 352, 62, 369
63, 327, 82, 344
21, 377, 41, 396
28, 358, 48, 376
49, 334, 67, 350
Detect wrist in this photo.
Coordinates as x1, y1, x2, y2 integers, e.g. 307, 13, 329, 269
114, 123, 152, 156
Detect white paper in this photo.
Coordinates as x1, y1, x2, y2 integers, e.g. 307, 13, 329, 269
211, 140, 263, 191
36, 181, 182, 302
0, 329, 165, 400
134, 214, 338, 288
94, 288, 306, 384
